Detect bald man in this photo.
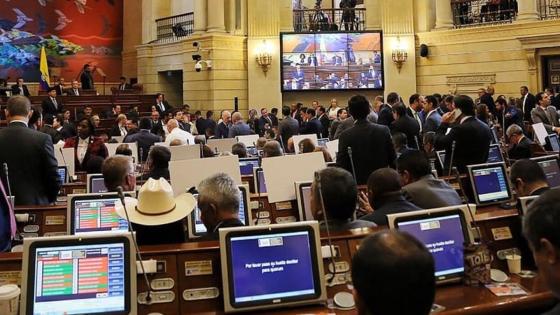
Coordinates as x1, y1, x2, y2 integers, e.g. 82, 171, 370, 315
229, 112, 254, 138
216, 110, 232, 138
165, 118, 194, 145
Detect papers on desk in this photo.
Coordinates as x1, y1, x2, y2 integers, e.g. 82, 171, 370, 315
532, 122, 548, 145
485, 283, 528, 296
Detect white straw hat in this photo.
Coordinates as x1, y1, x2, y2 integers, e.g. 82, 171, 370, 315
115, 178, 195, 226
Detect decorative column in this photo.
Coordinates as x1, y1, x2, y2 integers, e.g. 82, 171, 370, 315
207, 0, 226, 33
194, 0, 207, 33
434, 0, 453, 30
517, 0, 539, 21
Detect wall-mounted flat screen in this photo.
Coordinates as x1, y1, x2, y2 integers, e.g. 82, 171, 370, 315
281, 32, 383, 91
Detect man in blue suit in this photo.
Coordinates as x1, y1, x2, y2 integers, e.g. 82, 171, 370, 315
291, 64, 305, 89
124, 118, 162, 162
423, 95, 442, 134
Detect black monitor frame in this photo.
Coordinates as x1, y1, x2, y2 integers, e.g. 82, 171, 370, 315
57, 166, 68, 185
487, 143, 504, 163
68, 193, 131, 235
467, 162, 513, 206
239, 157, 261, 176
530, 155, 560, 188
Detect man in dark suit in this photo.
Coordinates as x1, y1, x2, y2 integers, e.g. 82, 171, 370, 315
11, 78, 30, 97
377, 92, 399, 126
521, 86, 536, 122
39, 115, 63, 144
479, 86, 496, 116
407, 94, 425, 133
531, 92, 560, 134
215, 110, 232, 139
41, 87, 63, 119
109, 114, 128, 138
124, 118, 162, 162
80, 64, 94, 90
434, 95, 493, 174
54, 78, 66, 96
117, 76, 132, 91
291, 103, 303, 124
506, 124, 533, 160
0, 96, 60, 205
258, 108, 274, 136
510, 159, 549, 197
397, 150, 462, 209
196, 111, 216, 137
317, 106, 330, 138
155, 93, 172, 116
278, 106, 299, 149
0, 178, 16, 252
299, 108, 322, 136
66, 80, 82, 96
269, 108, 279, 127
391, 103, 421, 150
337, 95, 396, 185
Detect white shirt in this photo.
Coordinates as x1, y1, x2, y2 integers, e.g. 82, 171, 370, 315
328, 106, 341, 120
118, 124, 127, 137
73, 89, 79, 96
165, 127, 195, 145
77, 137, 90, 164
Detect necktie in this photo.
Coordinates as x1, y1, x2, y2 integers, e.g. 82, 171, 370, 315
74, 89, 79, 96
0, 179, 16, 239
414, 111, 422, 132
52, 98, 58, 109
545, 108, 553, 125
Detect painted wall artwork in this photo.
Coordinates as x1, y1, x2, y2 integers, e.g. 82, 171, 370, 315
0, 0, 123, 83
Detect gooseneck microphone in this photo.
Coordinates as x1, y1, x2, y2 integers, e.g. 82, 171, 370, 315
452, 167, 481, 242
448, 141, 456, 177
3, 163, 14, 209
347, 147, 357, 183
116, 186, 152, 303
59, 147, 72, 182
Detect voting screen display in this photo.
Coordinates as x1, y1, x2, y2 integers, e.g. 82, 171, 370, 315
487, 145, 503, 163
536, 158, 560, 188
90, 177, 108, 194
57, 167, 67, 185
192, 189, 247, 235
471, 165, 510, 203
397, 213, 466, 278
226, 229, 320, 306
72, 197, 129, 235
31, 242, 127, 314
239, 158, 260, 176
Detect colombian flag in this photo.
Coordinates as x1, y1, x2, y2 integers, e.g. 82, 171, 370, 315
39, 46, 50, 91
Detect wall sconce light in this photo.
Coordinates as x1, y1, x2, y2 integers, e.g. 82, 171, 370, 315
391, 37, 408, 73
256, 40, 273, 76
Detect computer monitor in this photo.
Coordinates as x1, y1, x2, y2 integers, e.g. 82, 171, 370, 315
317, 138, 329, 147
436, 150, 446, 169
387, 206, 471, 284
20, 234, 136, 315
57, 166, 68, 185
491, 126, 500, 144
487, 144, 504, 163
467, 162, 513, 206
247, 146, 258, 156
546, 134, 560, 152
219, 222, 326, 313
531, 155, 560, 188
239, 157, 260, 176
253, 167, 267, 194
295, 181, 313, 221
187, 185, 251, 239
518, 195, 539, 215
67, 193, 130, 235
87, 174, 108, 194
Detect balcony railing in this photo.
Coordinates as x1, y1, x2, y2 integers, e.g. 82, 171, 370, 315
293, 8, 366, 32
155, 12, 194, 44
452, 0, 518, 28
538, 0, 560, 19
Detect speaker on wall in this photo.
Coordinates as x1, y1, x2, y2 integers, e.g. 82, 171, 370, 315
420, 44, 429, 58
234, 97, 239, 112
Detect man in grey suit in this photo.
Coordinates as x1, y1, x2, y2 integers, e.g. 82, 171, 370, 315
228, 112, 254, 138
278, 106, 299, 149
423, 95, 442, 133
0, 96, 60, 205
397, 150, 462, 209
531, 92, 560, 134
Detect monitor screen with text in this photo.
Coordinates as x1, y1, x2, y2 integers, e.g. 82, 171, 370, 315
534, 156, 560, 188
71, 197, 129, 235
487, 144, 503, 163
470, 164, 511, 204
239, 158, 260, 176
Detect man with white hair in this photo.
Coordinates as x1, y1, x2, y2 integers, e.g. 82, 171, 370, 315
228, 112, 254, 138
215, 110, 232, 139
198, 173, 244, 240
165, 118, 194, 145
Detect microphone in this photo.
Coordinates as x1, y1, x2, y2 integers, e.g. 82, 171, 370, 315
448, 141, 456, 177
414, 135, 420, 151
452, 167, 481, 242
3, 163, 15, 210
116, 186, 152, 303
254, 168, 264, 216
347, 147, 357, 183
315, 171, 340, 285
138, 147, 144, 181
58, 147, 72, 182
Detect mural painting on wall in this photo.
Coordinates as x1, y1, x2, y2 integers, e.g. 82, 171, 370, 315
0, 0, 123, 83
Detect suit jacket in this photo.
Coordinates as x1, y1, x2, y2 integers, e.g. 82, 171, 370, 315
229, 122, 254, 138
318, 114, 330, 138
360, 192, 421, 226
54, 84, 65, 96
0, 179, 15, 252
377, 104, 394, 126
11, 84, 30, 97
337, 120, 396, 185
270, 114, 279, 127
522, 93, 536, 122
407, 107, 425, 126
434, 116, 492, 173
80, 71, 94, 90
258, 116, 273, 135
109, 124, 127, 138
178, 121, 191, 133
215, 122, 231, 139
124, 129, 162, 162
278, 116, 299, 148
41, 97, 63, 118
0, 122, 60, 205
66, 88, 82, 96
155, 100, 172, 116
39, 125, 63, 144
60, 122, 76, 139
391, 115, 421, 149
333, 117, 354, 140
508, 136, 533, 160
531, 106, 560, 133
423, 110, 442, 133
329, 119, 342, 140
64, 136, 109, 172
299, 118, 322, 136
118, 83, 132, 90
402, 175, 463, 209
480, 93, 496, 115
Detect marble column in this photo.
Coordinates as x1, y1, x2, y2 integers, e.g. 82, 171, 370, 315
207, 0, 226, 32
517, 0, 539, 21
194, 0, 207, 33
434, 0, 453, 30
